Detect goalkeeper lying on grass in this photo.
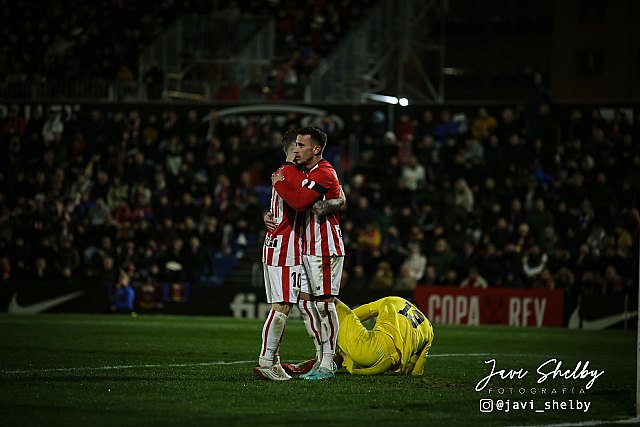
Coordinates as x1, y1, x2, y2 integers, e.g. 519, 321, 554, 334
284, 296, 434, 376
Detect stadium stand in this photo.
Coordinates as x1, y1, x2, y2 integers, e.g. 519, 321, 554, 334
0, 0, 374, 100
0, 102, 638, 312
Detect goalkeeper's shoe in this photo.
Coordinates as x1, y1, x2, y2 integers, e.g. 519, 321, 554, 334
303, 366, 335, 381
253, 364, 291, 381
282, 358, 317, 375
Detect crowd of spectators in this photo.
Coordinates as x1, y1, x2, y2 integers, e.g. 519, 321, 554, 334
0, 100, 638, 309
0, 104, 289, 302
0, 0, 374, 101
338, 104, 639, 300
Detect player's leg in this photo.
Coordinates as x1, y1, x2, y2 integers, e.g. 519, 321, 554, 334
297, 269, 322, 363
315, 297, 339, 371
304, 255, 343, 374
256, 307, 291, 380
284, 270, 322, 377
256, 264, 299, 380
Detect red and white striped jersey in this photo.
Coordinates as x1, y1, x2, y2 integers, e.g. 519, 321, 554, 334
273, 160, 345, 258
262, 166, 303, 266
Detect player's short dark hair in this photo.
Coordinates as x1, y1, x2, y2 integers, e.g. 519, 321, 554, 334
282, 128, 298, 153
298, 127, 327, 150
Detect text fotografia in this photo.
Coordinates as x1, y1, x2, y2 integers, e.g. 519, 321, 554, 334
479, 398, 591, 414
475, 359, 604, 392
487, 387, 586, 395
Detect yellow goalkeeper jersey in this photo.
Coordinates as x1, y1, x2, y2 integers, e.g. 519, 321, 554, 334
351, 296, 434, 375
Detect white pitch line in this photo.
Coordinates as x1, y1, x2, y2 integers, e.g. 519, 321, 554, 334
1, 360, 255, 375
0, 353, 544, 375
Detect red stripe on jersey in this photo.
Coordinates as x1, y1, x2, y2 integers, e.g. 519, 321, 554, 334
303, 301, 321, 345
266, 247, 274, 265
277, 232, 289, 265
261, 310, 276, 356
322, 257, 332, 295
282, 266, 290, 302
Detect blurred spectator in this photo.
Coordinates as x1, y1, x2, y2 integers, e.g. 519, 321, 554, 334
458, 137, 485, 167
53, 236, 81, 279
525, 198, 555, 238
414, 110, 436, 143
453, 240, 478, 278
355, 221, 382, 265
433, 110, 458, 143
369, 260, 394, 291
394, 264, 417, 292
394, 114, 416, 152
183, 236, 207, 284
1, 256, 11, 285
427, 238, 456, 282
601, 265, 625, 294
537, 225, 559, 256
379, 225, 407, 272
398, 156, 426, 193
32, 257, 54, 281
111, 270, 135, 313
344, 265, 369, 292
453, 178, 474, 219
470, 107, 497, 140
522, 245, 548, 287
401, 243, 427, 283
460, 266, 488, 289
533, 268, 556, 290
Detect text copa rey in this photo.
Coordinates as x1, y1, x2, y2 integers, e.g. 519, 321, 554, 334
475, 358, 604, 392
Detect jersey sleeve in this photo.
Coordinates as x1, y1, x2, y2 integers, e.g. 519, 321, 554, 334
310, 163, 342, 200
351, 298, 385, 322
273, 164, 326, 212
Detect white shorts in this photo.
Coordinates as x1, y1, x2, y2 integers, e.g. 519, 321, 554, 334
302, 255, 344, 297
263, 264, 302, 304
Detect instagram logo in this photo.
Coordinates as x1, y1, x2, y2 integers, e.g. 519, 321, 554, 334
479, 399, 493, 413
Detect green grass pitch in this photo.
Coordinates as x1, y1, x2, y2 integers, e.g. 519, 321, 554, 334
0, 314, 636, 427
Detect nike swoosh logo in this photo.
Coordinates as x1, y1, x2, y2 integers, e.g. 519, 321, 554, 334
8, 291, 85, 314
568, 307, 637, 330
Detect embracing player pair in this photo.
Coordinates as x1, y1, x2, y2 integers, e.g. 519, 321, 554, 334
255, 127, 345, 381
